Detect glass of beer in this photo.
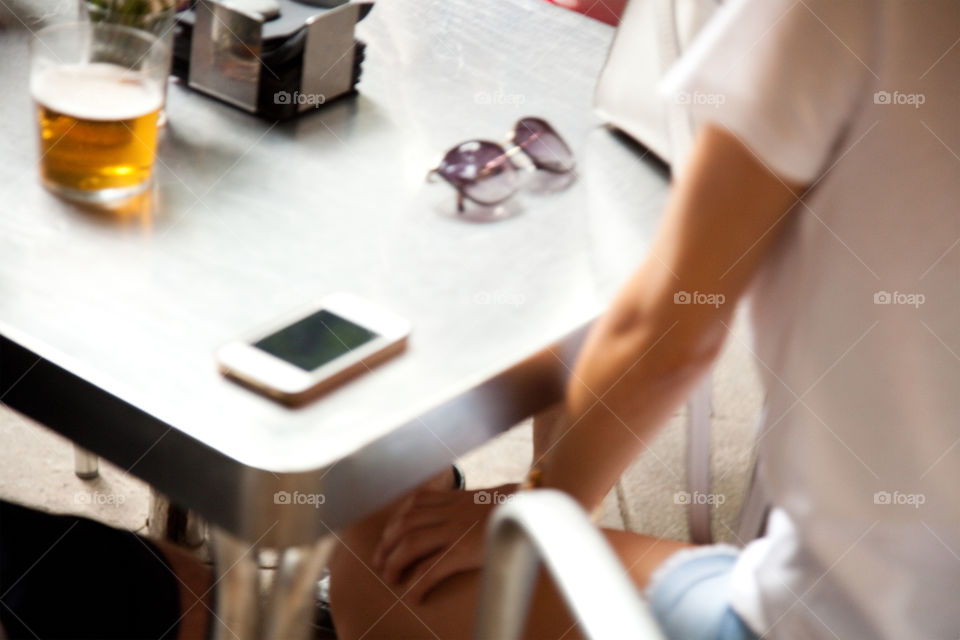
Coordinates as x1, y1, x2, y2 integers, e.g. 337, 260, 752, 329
30, 22, 168, 204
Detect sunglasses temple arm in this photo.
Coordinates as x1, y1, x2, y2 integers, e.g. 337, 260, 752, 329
457, 191, 465, 214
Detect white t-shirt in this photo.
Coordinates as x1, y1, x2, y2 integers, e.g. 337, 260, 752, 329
663, 1, 960, 638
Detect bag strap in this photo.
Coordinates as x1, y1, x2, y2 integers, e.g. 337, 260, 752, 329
654, 0, 715, 543
686, 375, 714, 543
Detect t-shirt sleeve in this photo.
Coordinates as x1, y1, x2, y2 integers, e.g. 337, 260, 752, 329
660, 0, 876, 184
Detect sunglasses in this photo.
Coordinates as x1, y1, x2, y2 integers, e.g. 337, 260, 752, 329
427, 117, 575, 213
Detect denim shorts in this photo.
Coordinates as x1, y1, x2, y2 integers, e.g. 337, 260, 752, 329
645, 544, 759, 640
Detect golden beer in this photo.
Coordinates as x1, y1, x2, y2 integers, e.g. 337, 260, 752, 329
32, 63, 162, 200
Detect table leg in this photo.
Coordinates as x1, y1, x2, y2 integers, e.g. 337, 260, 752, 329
210, 528, 335, 640
148, 489, 206, 548
73, 446, 99, 479
262, 537, 336, 640
211, 527, 261, 640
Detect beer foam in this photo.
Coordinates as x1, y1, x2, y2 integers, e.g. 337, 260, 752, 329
31, 63, 163, 121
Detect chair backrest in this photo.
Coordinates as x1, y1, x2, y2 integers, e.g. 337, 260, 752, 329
474, 490, 666, 640
595, 0, 723, 165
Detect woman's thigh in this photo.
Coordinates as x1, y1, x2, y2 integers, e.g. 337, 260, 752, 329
328, 500, 691, 640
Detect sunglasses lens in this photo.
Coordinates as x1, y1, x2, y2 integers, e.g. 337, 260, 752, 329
513, 117, 574, 173
437, 140, 518, 205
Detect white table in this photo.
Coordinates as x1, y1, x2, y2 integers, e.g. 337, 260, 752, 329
0, 0, 669, 635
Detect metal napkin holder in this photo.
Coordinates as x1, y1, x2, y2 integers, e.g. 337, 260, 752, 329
172, 0, 374, 120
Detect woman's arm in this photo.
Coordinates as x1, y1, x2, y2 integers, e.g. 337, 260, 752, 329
373, 124, 805, 601
537, 124, 805, 510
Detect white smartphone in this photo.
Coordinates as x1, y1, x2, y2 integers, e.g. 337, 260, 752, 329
217, 293, 410, 405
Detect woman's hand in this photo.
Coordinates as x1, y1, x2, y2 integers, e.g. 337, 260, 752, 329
372, 483, 518, 603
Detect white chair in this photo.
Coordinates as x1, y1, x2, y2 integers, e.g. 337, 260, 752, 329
475, 490, 666, 639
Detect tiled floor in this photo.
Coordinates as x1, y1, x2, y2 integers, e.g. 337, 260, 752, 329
0, 406, 151, 532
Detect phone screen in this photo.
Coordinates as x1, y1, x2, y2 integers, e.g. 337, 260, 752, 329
253, 310, 378, 372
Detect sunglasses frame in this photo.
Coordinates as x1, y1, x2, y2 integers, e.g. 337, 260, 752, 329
428, 117, 574, 213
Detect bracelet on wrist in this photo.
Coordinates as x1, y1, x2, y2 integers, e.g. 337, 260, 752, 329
521, 466, 604, 525
520, 466, 543, 491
